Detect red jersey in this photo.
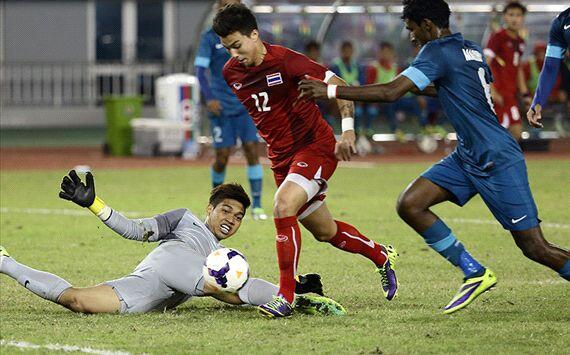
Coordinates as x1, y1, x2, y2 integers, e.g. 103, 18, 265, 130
223, 43, 335, 168
484, 29, 526, 97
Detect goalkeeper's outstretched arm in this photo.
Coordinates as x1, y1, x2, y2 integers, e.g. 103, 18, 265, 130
59, 170, 183, 242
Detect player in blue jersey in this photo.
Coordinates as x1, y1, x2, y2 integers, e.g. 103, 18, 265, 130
195, 0, 267, 220
527, 7, 569, 128
300, 0, 570, 314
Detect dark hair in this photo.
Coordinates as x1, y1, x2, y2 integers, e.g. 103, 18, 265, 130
305, 40, 321, 52
213, 3, 258, 37
503, 1, 527, 15
209, 183, 251, 211
380, 41, 394, 50
402, 0, 451, 29
340, 41, 353, 50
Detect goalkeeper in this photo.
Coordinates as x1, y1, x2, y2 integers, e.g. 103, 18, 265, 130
0, 170, 346, 316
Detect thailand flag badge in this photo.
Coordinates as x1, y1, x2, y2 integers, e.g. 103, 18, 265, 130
266, 72, 283, 87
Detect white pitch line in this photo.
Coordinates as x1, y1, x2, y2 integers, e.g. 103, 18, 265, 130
1, 207, 569, 229
0, 207, 148, 218
337, 161, 378, 169
0, 339, 130, 355
448, 217, 570, 229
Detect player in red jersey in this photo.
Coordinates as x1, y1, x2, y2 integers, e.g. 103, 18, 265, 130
484, 1, 531, 140
213, 4, 399, 318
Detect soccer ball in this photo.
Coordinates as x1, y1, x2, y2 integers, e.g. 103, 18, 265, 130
202, 248, 249, 293
416, 134, 438, 154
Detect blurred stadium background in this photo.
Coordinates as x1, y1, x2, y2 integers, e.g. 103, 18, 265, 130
1, 0, 567, 154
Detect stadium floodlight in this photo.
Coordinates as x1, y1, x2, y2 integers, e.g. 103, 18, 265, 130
366, 6, 387, 13
252, 5, 273, 14
275, 5, 302, 13
304, 6, 336, 14
337, 6, 366, 14
450, 4, 493, 13
387, 6, 404, 13
527, 4, 568, 12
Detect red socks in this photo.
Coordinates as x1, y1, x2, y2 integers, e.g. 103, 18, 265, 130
329, 220, 387, 267
274, 216, 302, 303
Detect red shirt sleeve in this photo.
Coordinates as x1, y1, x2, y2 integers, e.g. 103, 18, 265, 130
283, 49, 329, 82
484, 32, 500, 59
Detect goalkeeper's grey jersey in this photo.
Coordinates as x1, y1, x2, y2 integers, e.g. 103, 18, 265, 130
102, 208, 221, 257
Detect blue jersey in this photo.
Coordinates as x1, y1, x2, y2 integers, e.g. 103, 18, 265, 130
194, 29, 246, 116
401, 33, 523, 175
546, 7, 570, 59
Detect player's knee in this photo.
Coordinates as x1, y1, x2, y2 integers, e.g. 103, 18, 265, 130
215, 150, 230, 165
273, 196, 297, 218
60, 290, 91, 314
305, 220, 336, 242
396, 192, 419, 219
214, 156, 229, 167
313, 231, 335, 242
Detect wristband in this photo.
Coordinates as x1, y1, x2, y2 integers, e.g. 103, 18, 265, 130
88, 196, 112, 220
341, 117, 355, 132
327, 85, 337, 99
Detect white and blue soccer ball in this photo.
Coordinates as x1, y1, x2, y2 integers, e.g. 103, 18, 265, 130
202, 248, 249, 293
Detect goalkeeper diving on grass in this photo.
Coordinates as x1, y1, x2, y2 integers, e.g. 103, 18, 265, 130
0, 170, 346, 316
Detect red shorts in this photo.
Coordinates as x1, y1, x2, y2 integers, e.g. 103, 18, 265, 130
495, 97, 521, 128
271, 140, 338, 219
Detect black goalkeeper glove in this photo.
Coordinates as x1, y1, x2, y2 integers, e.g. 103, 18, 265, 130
295, 273, 324, 296
59, 170, 96, 208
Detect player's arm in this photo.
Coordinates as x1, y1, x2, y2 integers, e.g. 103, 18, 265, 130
194, 33, 222, 116
528, 14, 567, 128
59, 170, 179, 242
408, 83, 438, 97
327, 75, 357, 161
299, 74, 417, 103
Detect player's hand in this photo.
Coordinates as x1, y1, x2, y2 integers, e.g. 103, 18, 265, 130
207, 100, 223, 116
59, 170, 96, 207
526, 104, 543, 128
335, 130, 357, 161
298, 75, 328, 100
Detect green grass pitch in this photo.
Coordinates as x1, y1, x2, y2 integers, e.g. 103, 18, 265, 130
1, 160, 568, 354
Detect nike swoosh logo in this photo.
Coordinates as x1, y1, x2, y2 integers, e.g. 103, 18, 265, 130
511, 215, 527, 224
565, 24, 570, 30
215, 43, 224, 49
341, 231, 375, 248
24, 280, 30, 288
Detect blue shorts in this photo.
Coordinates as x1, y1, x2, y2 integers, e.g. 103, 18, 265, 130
209, 110, 258, 149
422, 153, 539, 231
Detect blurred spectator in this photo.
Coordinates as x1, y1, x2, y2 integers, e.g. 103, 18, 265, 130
366, 41, 423, 140
304, 40, 321, 62
329, 41, 367, 138
484, 1, 530, 141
